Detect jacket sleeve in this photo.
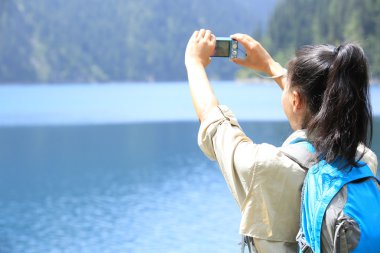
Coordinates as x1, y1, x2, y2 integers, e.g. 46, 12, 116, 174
198, 105, 259, 208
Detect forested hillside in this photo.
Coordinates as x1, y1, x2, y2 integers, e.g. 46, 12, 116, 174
238, 0, 380, 79
2, 0, 378, 83
0, 0, 276, 83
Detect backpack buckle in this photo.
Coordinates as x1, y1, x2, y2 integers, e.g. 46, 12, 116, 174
296, 230, 311, 252
240, 235, 258, 253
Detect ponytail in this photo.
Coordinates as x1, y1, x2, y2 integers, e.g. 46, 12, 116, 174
288, 43, 373, 167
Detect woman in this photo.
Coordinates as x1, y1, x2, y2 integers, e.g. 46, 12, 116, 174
185, 29, 378, 253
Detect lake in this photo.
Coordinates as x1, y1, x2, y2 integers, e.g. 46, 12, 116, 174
0, 82, 379, 253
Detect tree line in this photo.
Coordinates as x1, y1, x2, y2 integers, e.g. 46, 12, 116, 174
1, 0, 378, 83
0, 0, 275, 83
238, 0, 380, 80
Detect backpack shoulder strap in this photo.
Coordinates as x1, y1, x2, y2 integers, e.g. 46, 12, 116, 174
280, 138, 316, 252
280, 138, 316, 170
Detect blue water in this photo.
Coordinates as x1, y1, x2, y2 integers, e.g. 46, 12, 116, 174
0, 81, 285, 125
0, 82, 379, 253
2, 81, 378, 126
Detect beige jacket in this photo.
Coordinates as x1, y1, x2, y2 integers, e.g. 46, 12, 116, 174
198, 105, 307, 252
198, 105, 378, 253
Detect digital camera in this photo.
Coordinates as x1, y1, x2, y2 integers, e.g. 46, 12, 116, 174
212, 37, 239, 58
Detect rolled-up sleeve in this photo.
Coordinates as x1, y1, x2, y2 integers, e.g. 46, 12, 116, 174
198, 105, 258, 207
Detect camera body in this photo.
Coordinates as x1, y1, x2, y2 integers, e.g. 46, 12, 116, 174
212, 37, 239, 58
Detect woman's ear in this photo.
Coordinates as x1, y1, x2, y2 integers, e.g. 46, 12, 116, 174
291, 89, 308, 129
291, 90, 304, 112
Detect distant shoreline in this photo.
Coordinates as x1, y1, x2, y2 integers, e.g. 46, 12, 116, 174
0, 79, 379, 86
235, 77, 380, 86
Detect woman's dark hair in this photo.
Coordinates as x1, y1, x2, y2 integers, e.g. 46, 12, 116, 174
287, 43, 373, 168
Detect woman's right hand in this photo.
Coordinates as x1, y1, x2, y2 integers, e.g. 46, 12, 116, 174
230, 33, 276, 74
185, 29, 216, 69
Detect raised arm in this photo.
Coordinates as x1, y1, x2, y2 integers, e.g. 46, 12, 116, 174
185, 29, 219, 122
230, 34, 287, 90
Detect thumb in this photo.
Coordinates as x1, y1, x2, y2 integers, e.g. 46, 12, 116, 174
204, 57, 212, 67
231, 57, 249, 67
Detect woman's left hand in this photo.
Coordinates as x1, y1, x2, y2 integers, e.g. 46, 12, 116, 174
185, 29, 216, 68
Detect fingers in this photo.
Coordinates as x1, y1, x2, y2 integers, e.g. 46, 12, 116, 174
231, 33, 258, 52
193, 31, 256, 46
198, 29, 206, 40
204, 29, 211, 37
210, 34, 216, 43
191, 30, 199, 40
231, 33, 254, 44
205, 31, 216, 50
194, 29, 213, 41
231, 57, 249, 67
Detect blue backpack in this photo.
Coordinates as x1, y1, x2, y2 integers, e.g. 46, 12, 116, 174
282, 138, 380, 253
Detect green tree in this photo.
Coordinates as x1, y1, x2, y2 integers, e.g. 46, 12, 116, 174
262, 0, 380, 78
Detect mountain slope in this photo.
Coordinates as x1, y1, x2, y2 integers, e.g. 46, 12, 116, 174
0, 0, 277, 83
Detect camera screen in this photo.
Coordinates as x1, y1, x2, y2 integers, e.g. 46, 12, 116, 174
214, 40, 231, 57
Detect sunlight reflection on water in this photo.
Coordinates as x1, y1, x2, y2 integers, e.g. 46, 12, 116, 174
0, 157, 241, 253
